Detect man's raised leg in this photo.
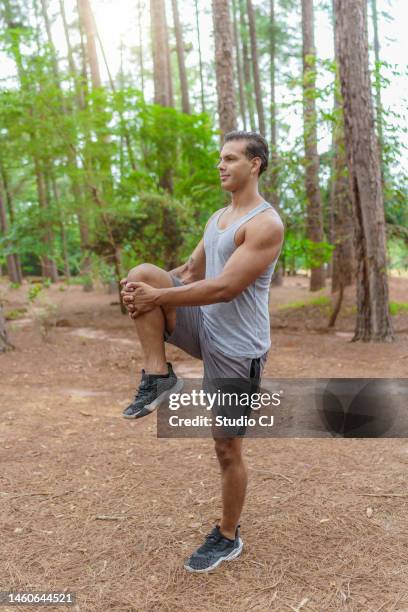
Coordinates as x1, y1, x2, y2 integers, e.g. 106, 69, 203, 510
124, 263, 176, 374
121, 263, 180, 419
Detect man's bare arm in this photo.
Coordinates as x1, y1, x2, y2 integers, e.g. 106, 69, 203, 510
124, 215, 284, 309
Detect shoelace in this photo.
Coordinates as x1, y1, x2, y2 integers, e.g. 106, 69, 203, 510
198, 530, 224, 554
133, 379, 154, 402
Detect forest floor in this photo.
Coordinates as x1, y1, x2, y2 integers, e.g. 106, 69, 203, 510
1, 274, 408, 612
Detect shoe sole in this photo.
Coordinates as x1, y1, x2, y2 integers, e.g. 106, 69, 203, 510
183, 538, 243, 573
122, 378, 184, 419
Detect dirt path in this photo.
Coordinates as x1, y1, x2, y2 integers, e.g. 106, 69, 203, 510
1, 277, 408, 611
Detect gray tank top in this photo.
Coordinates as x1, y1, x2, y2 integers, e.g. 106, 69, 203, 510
201, 200, 282, 358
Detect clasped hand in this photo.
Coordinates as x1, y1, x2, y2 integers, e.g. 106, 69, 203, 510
120, 278, 159, 320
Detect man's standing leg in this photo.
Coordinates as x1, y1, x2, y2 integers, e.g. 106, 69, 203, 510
184, 434, 245, 573
214, 437, 247, 540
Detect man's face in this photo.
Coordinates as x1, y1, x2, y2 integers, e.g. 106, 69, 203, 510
217, 140, 260, 192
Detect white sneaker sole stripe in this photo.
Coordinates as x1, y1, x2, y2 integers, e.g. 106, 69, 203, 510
122, 378, 184, 419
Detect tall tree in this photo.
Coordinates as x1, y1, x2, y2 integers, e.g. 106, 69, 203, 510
301, 0, 325, 291
77, 0, 101, 88
239, 0, 255, 130
270, 0, 277, 149
2, 0, 58, 282
0, 304, 13, 352
330, 10, 354, 295
334, 0, 394, 342
246, 0, 265, 136
136, 0, 145, 94
59, 0, 85, 107
150, 0, 173, 107
232, 0, 247, 130
370, 0, 384, 179
194, 0, 205, 113
41, 0, 72, 280
59, 0, 93, 287
269, 0, 280, 211
0, 158, 23, 283
0, 186, 19, 283
269, 0, 282, 286
212, 0, 237, 135
171, 0, 190, 114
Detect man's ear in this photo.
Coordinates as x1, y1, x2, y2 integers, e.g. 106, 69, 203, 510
251, 156, 262, 176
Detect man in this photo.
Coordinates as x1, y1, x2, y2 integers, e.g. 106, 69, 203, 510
121, 131, 284, 573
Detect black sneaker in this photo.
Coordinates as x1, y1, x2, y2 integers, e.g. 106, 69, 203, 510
184, 525, 243, 573
122, 362, 183, 419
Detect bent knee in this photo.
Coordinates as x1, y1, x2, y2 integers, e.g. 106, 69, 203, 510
127, 263, 173, 288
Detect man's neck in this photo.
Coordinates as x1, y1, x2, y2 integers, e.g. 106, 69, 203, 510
230, 183, 264, 211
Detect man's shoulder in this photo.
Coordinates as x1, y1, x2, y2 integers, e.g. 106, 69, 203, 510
248, 205, 284, 236
261, 202, 284, 223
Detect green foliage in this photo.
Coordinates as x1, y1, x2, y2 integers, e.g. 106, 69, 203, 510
278, 294, 331, 311
310, 295, 331, 307
0, 2, 406, 291
389, 302, 408, 316
27, 283, 42, 302
5, 307, 27, 320
387, 238, 408, 270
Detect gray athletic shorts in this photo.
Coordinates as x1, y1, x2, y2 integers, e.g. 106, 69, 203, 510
164, 275, 268, 383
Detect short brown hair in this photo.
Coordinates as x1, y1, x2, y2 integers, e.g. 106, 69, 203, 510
223, 131, 269, 175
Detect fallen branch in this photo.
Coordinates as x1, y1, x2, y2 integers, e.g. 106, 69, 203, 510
356, 492, 408, 498
250, 468, 294, 484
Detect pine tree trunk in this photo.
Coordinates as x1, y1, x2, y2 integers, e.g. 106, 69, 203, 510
42, 0, 71, 281
194, 0, 206, 113
0, 188, 19, 284
137, 0, 145, 94
0, 167, 23, 283
50, 176, 70, 279
246, 0, 265, 136
34, 160, 58, 282
330, 98, 355, 293
302, 0, 325, 291
59, 0, 94, 288
165, 9, 174, 107
270, 0, 277, 151
239, 0, 256, 130
150, 0, 173, 107
334, 0, 394, 342
77, 8, 90, 100
171, 0, 190, 114
0, 305, 13, 352
60, 0, 86, 108
232, 0, 247, 130
212, 0, 237, 135
77, 0, 101, 89
370, 0, 384, 180
330, 36, 354, 293
268, 0, 283, 286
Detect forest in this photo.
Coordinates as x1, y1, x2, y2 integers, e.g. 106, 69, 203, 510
1, 2, 408, 609
0, 0, 406, 349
